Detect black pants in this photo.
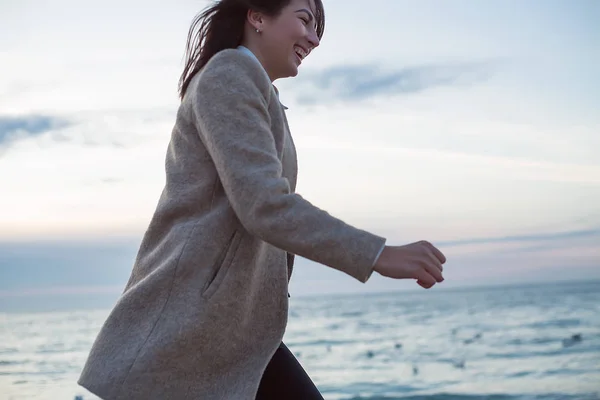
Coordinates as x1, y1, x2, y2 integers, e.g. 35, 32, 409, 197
256, 342, 324, 400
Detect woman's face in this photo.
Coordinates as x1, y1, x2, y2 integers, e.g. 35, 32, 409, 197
258, 0, 321, 80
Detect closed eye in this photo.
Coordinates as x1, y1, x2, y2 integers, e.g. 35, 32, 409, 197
295, 9, 314, 27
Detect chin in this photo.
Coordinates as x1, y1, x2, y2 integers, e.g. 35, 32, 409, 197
283, 58, 300, 78
287, 64, 299, 78
272, 69, 295, 81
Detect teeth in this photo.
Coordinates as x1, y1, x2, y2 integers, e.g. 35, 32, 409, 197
294, 46, 307, 59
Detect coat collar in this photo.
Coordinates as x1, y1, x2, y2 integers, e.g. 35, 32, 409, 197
237, 46, 289, 110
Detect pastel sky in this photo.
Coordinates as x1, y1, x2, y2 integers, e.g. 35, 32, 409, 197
1, 0, 599, 311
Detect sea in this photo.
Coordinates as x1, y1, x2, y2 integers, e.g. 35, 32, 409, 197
1, 280, 599, 400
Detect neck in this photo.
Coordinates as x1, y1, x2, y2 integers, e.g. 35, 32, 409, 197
240, 41, 276, 82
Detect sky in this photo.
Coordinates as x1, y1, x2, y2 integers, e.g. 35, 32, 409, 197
0, 0, 599, 312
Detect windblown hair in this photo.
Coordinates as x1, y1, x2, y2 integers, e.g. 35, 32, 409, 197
178, 0, 325, 99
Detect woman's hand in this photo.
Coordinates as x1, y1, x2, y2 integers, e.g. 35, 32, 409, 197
373, 241, 446, 289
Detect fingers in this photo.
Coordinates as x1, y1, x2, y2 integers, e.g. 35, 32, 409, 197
417, 243, 445, 289
426, 248, 443, 273
421, 241, 446, 264
378, 242, 447, 290
417, 279, 434, 289
425, 261, 444, 283
415, 270, 436, 288
419, 247, 444, 283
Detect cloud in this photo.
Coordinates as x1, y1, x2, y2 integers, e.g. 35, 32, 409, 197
0, 115, 70, 147
431, 227, 600, 269
438, 228, 600, 248
0, 108, 175, 158
291, 61, 497, 105
60, 108, 175, 149
99, 177, 124, 184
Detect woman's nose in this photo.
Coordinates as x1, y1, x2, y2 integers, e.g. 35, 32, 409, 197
308, 31, 320, 49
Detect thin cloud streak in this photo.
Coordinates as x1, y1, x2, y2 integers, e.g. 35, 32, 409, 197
292, 61, 498, 104
0, 108, 175, 157
438, 228, 600, 248
0, 115, 70, 147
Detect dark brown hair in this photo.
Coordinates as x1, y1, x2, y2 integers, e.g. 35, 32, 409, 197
178, 0, 325, 99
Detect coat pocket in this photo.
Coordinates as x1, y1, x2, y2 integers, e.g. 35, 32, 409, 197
202, 230, 242, 299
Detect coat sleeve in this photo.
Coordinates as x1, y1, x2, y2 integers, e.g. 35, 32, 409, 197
190, 53, 386, 283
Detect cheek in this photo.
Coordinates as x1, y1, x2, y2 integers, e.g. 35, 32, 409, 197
273, 22, 304, 45
273, 35, 296, 59
267, 23, 303, 64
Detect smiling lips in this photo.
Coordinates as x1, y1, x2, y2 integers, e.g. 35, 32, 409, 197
294, 45, 308, 63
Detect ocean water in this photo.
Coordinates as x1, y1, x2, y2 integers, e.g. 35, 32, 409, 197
1, 280, 599, 400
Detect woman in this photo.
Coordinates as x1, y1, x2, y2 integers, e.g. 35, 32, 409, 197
78, 0, 446, 399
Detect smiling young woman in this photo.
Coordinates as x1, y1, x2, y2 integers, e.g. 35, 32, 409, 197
77, 0, 446, 399
179, 0, 324, 92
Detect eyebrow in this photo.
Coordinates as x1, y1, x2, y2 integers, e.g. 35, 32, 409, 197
294, 8, 314, 21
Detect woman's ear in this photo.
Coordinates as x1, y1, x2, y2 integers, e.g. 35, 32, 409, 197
246, 9, 264, 32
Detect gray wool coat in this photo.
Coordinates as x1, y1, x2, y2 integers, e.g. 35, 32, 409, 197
78, 48, 386, 399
